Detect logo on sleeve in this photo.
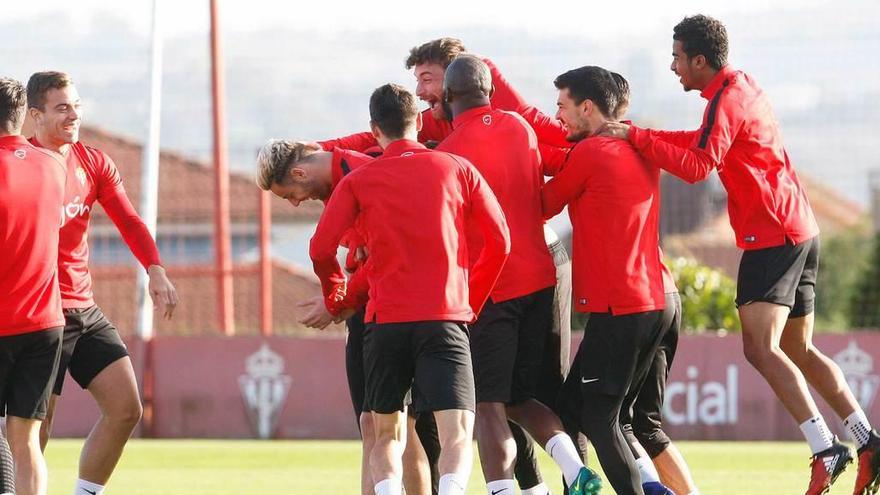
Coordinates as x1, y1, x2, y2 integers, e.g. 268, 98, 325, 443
743, 235, 757, 243
482, 114, 492, 126
75, 166, 88, 186
14, 149, 26, 159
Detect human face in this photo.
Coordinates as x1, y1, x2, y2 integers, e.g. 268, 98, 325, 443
34, 85, 82, 145
671, 40, 700, 92
555, 88, 591, 142
414, 62, 446, 120
269, 168, 327, 207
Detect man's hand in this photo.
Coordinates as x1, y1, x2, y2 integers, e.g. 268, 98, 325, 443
297, 295, 335, 330
595, 121, 632, 140
333, 308, 356, 323
148, 265, 178, 320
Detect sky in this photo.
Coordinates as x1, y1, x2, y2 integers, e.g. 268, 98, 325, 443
6, 0, 833, 38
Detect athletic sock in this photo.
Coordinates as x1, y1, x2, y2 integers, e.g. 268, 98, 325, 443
635, 456, 661, 483
799, 416, 835, 455
74, 479, 105, 495
521, 482, 551, 495
374, 478, 402, 495
545, 432, 584, 486
439, 473, 467, 495
844, 409, 873, 449
486, 479, 516, 495
0, 435, 13, 495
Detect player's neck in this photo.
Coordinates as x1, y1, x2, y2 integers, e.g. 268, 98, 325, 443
34, 131, 71, 155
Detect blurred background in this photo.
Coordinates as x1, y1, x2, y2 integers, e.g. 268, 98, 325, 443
3, 0, 879, 335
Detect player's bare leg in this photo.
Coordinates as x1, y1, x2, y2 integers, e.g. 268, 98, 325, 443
370, 410, 406, 494
79, 357, 142, 485
653, 444, 698, 495
37, 395, 58, 452
402, 415, 431, 495
6, 416, 47, 495
359, 413, 376, 495
475, 402, 516, 481
433, 409, 474, 495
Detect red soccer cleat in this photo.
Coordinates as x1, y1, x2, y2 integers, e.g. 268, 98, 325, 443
806, 440, 852, 495
854, 431, 880, 495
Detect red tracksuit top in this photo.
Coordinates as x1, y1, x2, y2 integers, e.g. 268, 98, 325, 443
627, 65, 819, 250
310, 140, 510, 324
0, 136, 66, 336
436, 105, 555, 302
30, 138, 162, 308
542, 136, 666, 315
318, 58, 570, 153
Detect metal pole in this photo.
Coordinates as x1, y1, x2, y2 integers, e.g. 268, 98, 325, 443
210, 0, 235, 335
259, 190, 273, 336
136, 0, 164, 438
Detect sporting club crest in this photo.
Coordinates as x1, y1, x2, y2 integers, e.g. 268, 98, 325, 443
834, 341, 880, 412
239, 344, 292, 439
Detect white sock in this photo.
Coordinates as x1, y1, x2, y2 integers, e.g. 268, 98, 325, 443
486, 479, 516, 494
439, 473, 467, 495
521, 482, 552, 495
845, 409, 873, 449
635, 456, 661, 483
75, 479, 105, 495
800, 416, 835, 454
374, 478, 402, 495
545, 432, 584, 486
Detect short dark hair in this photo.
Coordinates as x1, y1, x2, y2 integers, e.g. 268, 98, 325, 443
27, 71, 74, 111
673, 15, 729, 71
0, 77, 27, 133
369, 83, 419, 139
405, 38, 467, 69
609, 71, 630, 119
553, 66, 618, 118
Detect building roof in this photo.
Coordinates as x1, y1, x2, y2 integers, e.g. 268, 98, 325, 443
75, 125, 324, 224
92, 259, 345, 336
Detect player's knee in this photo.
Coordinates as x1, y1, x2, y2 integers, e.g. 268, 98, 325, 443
108, 399, 143, 431
635, 428, 670, 458
742, 336, 772, 369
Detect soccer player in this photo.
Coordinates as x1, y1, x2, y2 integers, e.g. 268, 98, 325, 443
543, 65, 671, 495
320, 38, 579, 494
255, 141, 436, 495
26, 71, 178, 495
435, 55, 601, 495
310, 83, 510, 495
0, 76, 67, 495
597, 15, 880, 495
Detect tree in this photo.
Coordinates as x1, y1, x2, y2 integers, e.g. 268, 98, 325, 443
667, 257, 739, 333
849, 231, 880, 329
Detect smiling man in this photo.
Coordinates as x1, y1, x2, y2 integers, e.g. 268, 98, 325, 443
27, 71, 178, 495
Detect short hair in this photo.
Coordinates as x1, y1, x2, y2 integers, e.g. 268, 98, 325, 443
405, 38, 467, 69
255, 139, 319, 190
609, 71, 630, 119
553, 66, 618, 118
0, 77, 27, 133
369, 84, 419, 140
27, 71, 74, 111
444, 55, 492, 99
673, 15, 729, 71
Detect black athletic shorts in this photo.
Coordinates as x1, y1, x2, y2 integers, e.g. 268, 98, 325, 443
54, 306, 129, 395
345, 310, 367, 419
736, 236, 819, 318
363, 320, 474, 415
0, 327, 63, 419
471, 287, 554, 404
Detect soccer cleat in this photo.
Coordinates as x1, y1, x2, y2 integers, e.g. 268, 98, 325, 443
854, 430, 880, 495
567, 466, 602, 494
806, 439, 853, 495
642, 481, 675, 495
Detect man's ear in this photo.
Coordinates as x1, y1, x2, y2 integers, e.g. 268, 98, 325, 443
290, 167, 307, 180
415, 111, 423, 133
370, 121, 381, 140
692, 54, 708, 70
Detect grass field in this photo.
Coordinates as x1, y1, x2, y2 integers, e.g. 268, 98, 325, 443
43, 439, 861, 494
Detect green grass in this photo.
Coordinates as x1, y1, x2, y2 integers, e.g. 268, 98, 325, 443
44, 439, 861, 494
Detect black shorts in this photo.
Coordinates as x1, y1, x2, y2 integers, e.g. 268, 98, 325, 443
0, 328, 63, 419
345, 310, 367, 419
736, 236, 819, 318
54, 306, 129, 395
471, 287, 554, 404
363, 320, 474, 414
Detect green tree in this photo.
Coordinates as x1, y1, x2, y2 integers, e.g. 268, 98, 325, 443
667, 257, 739, 333
815, 224, 872, 331
849, 231, 880, 329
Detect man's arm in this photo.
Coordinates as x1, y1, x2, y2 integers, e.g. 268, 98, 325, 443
318, 133, 378, 153
538, 142, 570, 177
644, 129, 700, 148
309, 178, 360, 312
460, 159, 510, 317
541, 145, 591, 219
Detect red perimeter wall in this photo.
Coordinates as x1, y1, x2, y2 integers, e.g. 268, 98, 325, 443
51, 333, 880, 441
